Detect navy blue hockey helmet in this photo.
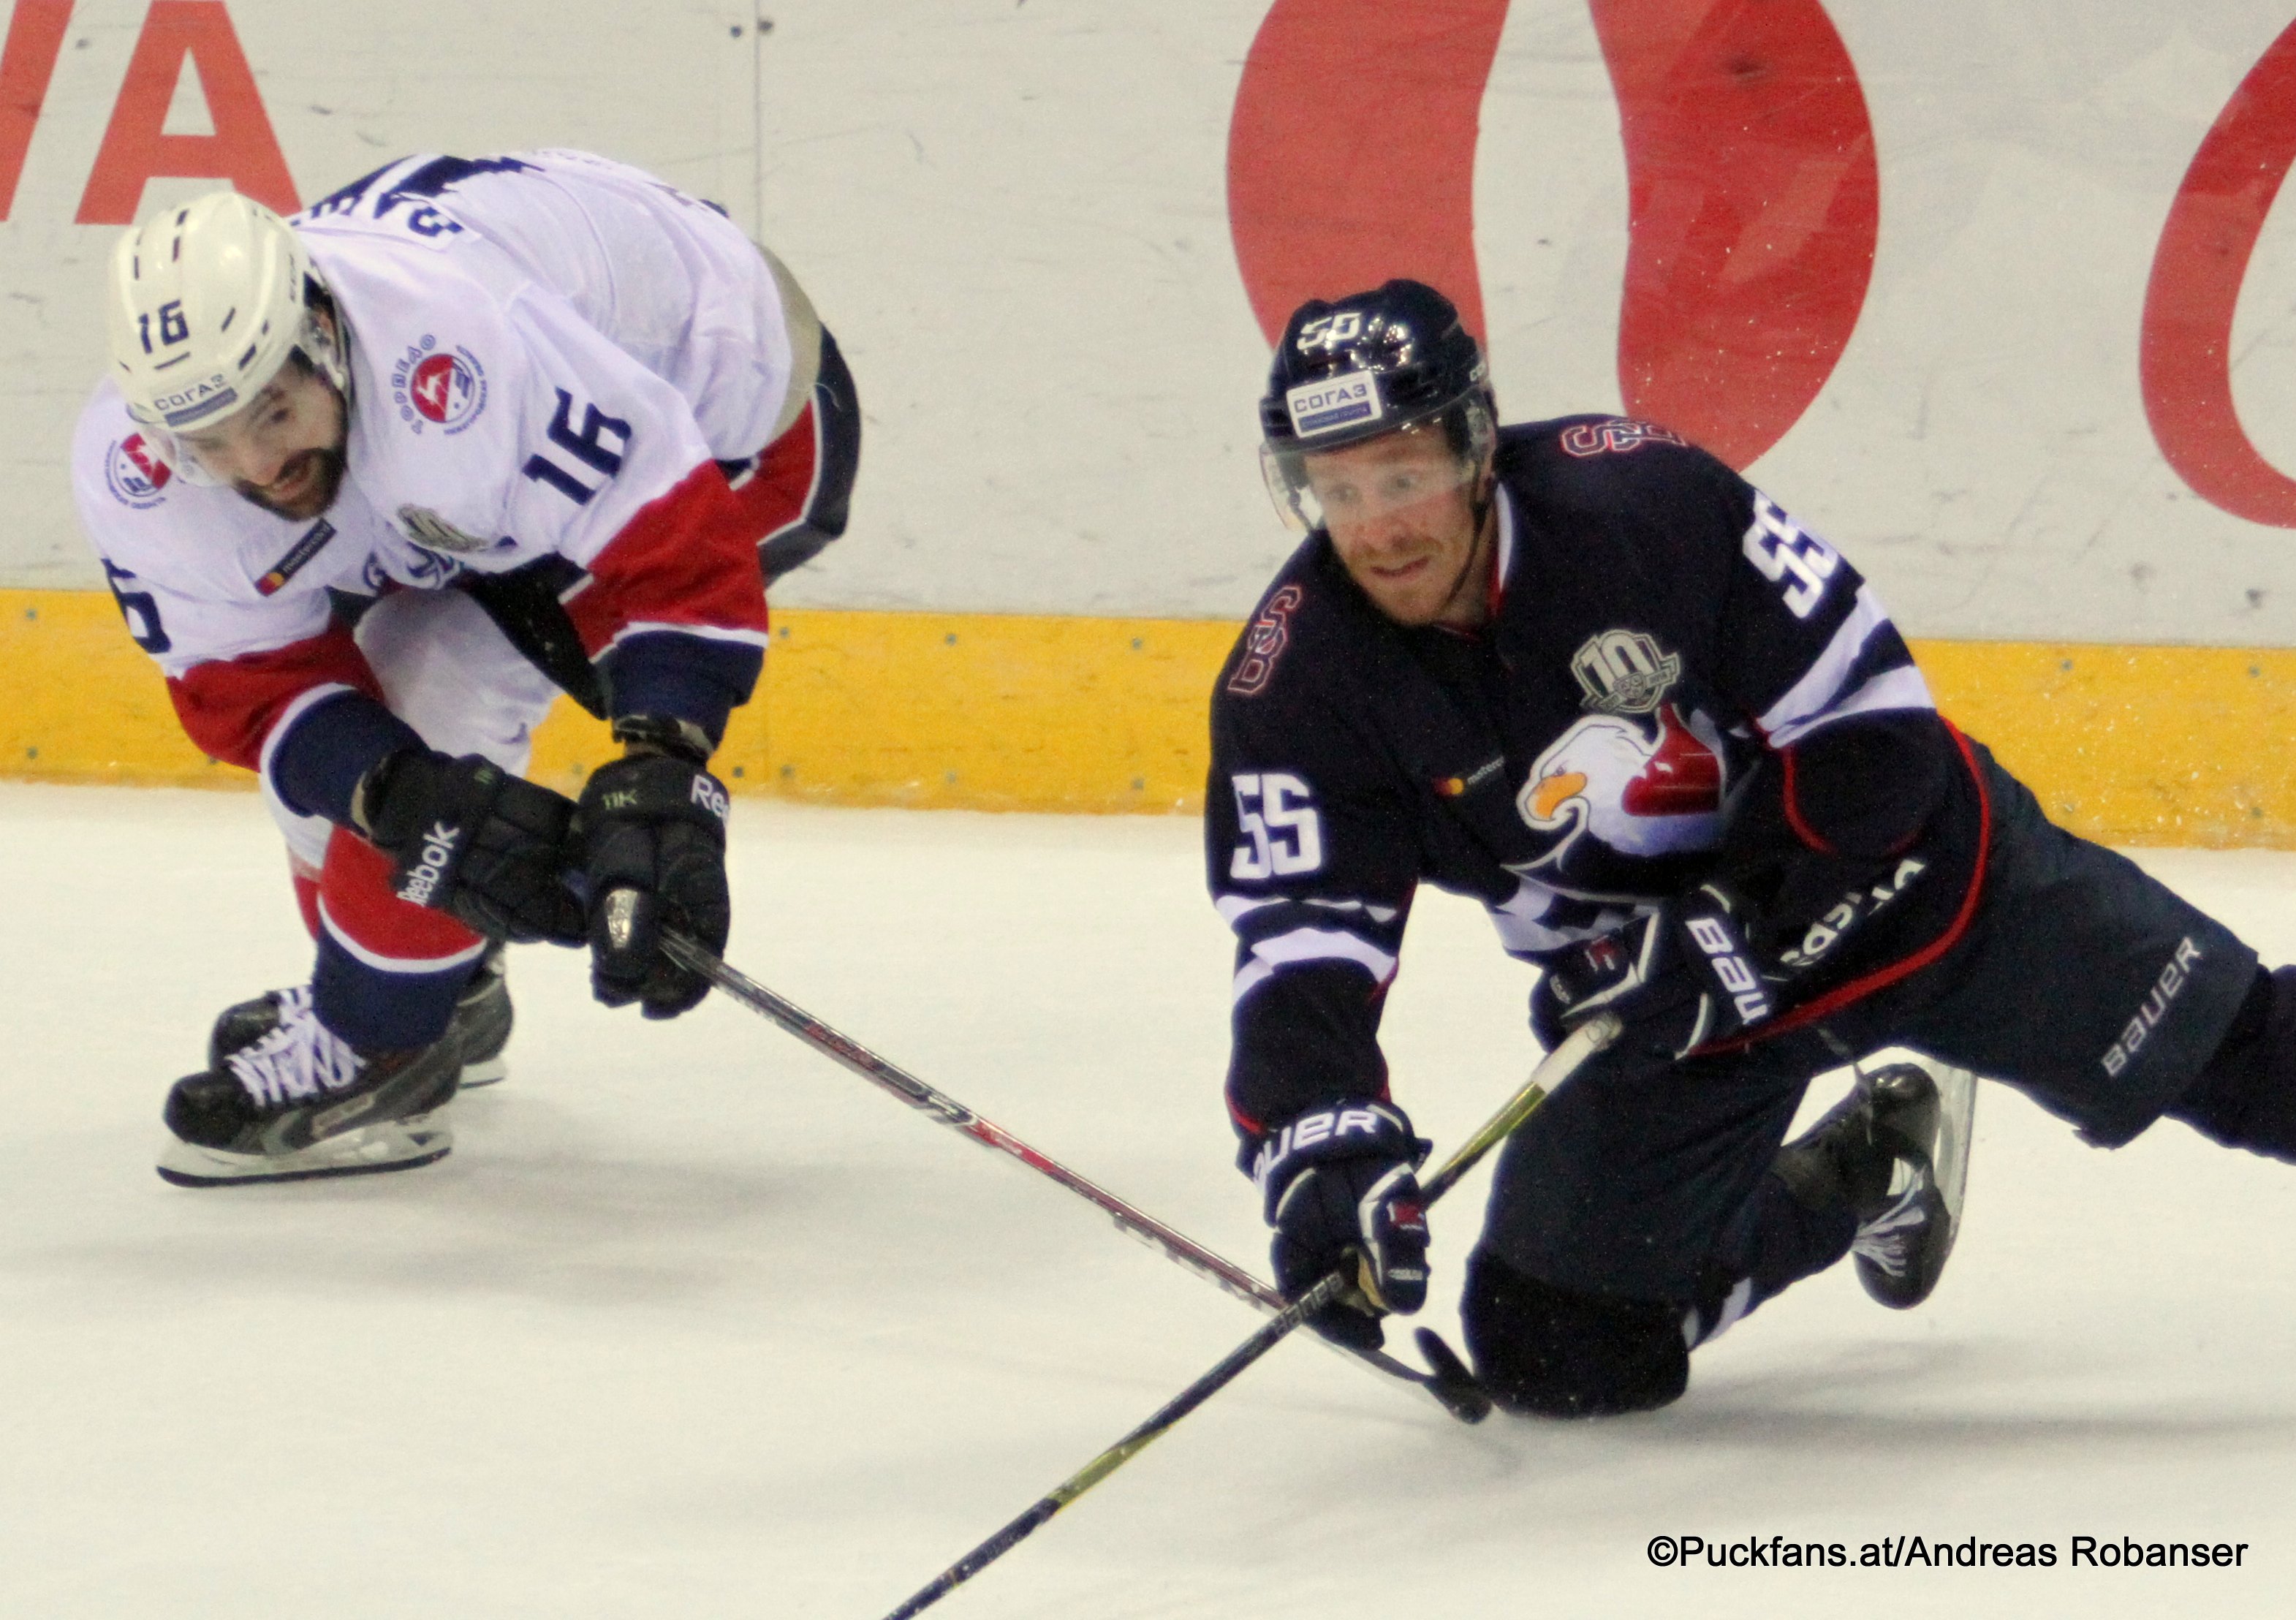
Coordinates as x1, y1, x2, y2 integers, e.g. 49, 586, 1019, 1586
1259, 279, 1496, 532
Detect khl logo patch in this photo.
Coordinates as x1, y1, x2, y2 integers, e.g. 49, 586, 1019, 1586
396, 505, 492, 555
105, 434, 174, 509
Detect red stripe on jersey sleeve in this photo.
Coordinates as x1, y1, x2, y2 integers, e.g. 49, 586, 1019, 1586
566, 460, 772, 656
1778, 746, 1838, 855
165, 622, 382, 771
733, 401, 820, 539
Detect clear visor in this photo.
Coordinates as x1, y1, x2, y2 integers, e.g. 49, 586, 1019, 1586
1260, 417, 1482, 537
134, 309, 341, 487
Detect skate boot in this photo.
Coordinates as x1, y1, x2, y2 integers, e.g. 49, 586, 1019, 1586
1774, 1060, 1977, 1309
207, 942, 512, 1089
159, 985, 462, 1187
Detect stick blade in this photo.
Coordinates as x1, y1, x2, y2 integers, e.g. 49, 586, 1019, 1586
1413, 1327, 1493, 1423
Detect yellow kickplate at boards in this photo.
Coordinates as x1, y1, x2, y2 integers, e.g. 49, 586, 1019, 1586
8, 587, 2296, 849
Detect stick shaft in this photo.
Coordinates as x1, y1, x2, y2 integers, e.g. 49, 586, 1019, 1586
883, 1273, 1349, 1620
664, 932, 1276, 1307
880, 1014, 1620, 1619
662, 930, 1457, 1403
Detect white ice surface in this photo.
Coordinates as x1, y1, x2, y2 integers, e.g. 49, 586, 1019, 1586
3, 784, 2294, 1618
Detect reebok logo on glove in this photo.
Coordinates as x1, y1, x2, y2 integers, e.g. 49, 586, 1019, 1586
395, 821, 462, 906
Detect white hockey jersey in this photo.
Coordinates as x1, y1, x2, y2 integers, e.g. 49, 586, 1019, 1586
71, 151, 792, 781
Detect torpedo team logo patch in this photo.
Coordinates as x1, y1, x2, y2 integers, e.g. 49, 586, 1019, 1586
105, 434, 174, 509
392, 337, 488, 435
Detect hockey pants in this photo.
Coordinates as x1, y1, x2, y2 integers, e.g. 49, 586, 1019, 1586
1466, 744, 2262, 1415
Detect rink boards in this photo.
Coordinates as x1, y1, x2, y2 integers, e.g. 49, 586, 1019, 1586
7, 586, 2296, 849
5, 1, 2296, 841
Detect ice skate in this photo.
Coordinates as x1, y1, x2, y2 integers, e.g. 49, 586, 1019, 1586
206, 942, 512, 1089
1776, 1060, 1976, 1309
158, 985, 462, 1187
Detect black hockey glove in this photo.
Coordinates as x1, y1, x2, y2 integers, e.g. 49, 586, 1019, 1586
1531, 883, 1776, 1059
354, 748, 586, 945
1249, 1099, 1433, 1352
577, 727, 731, 1019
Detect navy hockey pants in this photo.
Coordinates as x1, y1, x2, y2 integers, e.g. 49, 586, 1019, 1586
1475, 743, 2258, 1320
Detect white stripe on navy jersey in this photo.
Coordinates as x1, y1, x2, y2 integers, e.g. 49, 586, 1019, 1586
1772, 664, 1936, 748
1303, 897, 1403, 923
1232, 926, 1401, 1006
1215, 894, 1285, 925
1485, 875, 1634, 958
1757, 582, 1891, 740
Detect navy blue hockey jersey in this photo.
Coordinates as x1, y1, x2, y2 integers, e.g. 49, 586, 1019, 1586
1208, 417, 1991, 1140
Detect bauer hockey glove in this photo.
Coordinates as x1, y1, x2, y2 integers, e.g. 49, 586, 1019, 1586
1531, 883, 1776, 1059
1249, 1099, 1434, 1352
576, 719, 732, 1019
355, 749, 587, 945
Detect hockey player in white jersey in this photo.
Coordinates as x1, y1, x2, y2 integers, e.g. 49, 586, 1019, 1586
73, 151, 862, 1186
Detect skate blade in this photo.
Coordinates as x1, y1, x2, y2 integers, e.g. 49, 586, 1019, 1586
156, 1112, 453, 1188
1857, 1060, 1977, 1309
457, 1056, 507, 1089
1929, 1061, 1977, 1246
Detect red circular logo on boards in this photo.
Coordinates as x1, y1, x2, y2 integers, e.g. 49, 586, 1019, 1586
1226, 0, 1878, 472
1228, 2, 2296, 527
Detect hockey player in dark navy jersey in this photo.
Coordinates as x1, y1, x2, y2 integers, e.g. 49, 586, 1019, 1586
1210, 279, 2296, 1417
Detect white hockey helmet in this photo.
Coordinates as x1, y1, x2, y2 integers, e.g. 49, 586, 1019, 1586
105, 192, 347, 472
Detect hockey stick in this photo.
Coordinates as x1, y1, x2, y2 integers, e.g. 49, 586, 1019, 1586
658, 930, 1490, 1422
877, 1011, 1624, 1620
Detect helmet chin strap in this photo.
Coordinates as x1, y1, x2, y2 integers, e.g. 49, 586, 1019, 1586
1436, 460, 1501, 629
1467, 458, 1496, 540
303, 297, 354, 407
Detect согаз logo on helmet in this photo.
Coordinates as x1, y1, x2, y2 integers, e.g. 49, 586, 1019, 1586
1287, 376, 1382, 438
390, 336, 488, 436
155, 377, 237, 428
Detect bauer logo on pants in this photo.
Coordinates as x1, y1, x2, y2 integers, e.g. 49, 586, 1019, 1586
2101, 936, 2203, 1075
